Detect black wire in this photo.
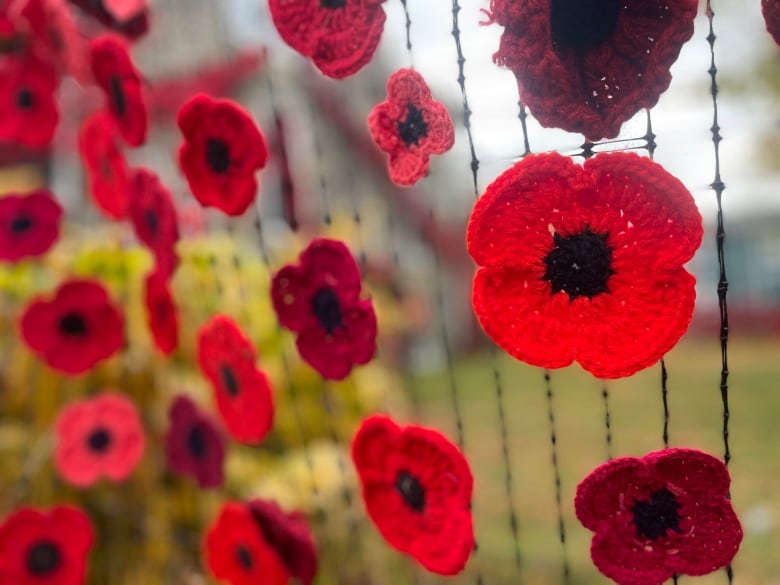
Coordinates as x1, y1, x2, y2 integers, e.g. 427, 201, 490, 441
661, 359, 670, 448
602, 387, 613, 460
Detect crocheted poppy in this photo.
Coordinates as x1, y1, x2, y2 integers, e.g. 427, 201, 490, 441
0, 190, 62, 262
164, 394, 225, 489
576, 448, 743, 585
196, 315, 274, 444
177, 94, 268, 216
268, 0, 387, 79
144, 269, 178, 355
67, 0, 149, 40
763, 0, 780, 45
128, 168, 179, 277
89, 34, 147, 147
368, 68, 455, 187
0, 53, 58, 149
0, 505, 94, 584
270, 238, 377, 381
78, 112, 130, 220
54, 392, 145, 487
20, 278, 125, 375
487, 0, 697, 140
467, 152, 702, 379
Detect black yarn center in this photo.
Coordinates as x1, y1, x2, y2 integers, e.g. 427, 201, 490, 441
87, 427, 112, 453
26, 541, 61, 575
235, 545, 254, 570
397, 104, 428, 147
206, 138, 231, 174
631, 488, 683, 540
550, 0, 620, 52
320, 0, 346, 7
16, 88, 34, 109
144, 209, 158, 236
187, 425, 207, 459
312, 287, 343, 333
395, 470, 426, 513
10, 215, 32, 233
220, 365, 240, 397
109, 76, 127, 116
59, 312, 88, 337
542, 227, 613, 300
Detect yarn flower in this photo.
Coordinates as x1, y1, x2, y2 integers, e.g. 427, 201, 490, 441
0, 505, 94, 585
0, 53, 58, 149
487, 0, 697, 140
20, 278, 125, 375
177, 94, 268, 216
575, 448, 743, 585
368, 68, 455, 186
268, 0, 387, 79
197, 315, 274, 444
19, 0, 88, 81
67, 0, 149, 40
351, 414, 474, 575
763, 0, 780, 45
466, 152, 702, 379
144, 269, 178, 355
0, 190, 62, 262
271, 238, 377, 380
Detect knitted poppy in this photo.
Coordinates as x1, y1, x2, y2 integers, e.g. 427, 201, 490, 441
196, 315, 274, 444
487, 0, 697, 140
20, 278, 125, 375
270, 238, 377, 381
164, 394, 225, 489
78, 112, 130, 220
467, 152, 702, 379
144, 269, 178, 355
89, 34, 147, 146
368, 68, 455, 187
54, 392, 145, 487
177, 94, 268, 216
268, 0, 387, 79
0, 190, 62, 262
575, 448, 743, 585
351, 414, 474, 575
0, 505, 94, 585
763, 0, 780, 45
19, 0, 88, 81
0, 53, 58, 149
67, 0, 149, 40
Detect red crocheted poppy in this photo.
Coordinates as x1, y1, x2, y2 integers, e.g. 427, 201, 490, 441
351, 414, 474, 575
19, 0, 88, 81
164, 394, 225, 489
197, 315, 275, 444
144, 269, 178, 355
0, 505, 94, 585
89, 34, 147, 147
20, 278, 125, 375
763, 0, 780, 45
0, 190, 62, 262
54, 391, 145, 487
467, 152, 702, 379
368, 68, 455, 187
270, 238, 377, 381
78, 112, 130, 220
576, 448, 743, 585
0, 53, 58, 149
177, 94, 268, 216
487, 0, 697, 140
268, 0, 387, 79
67, 0, 149, 40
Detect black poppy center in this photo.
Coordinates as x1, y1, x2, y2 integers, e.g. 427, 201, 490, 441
109, 76, 127, 117
58, 312, 88, 337
87, 427, 112, 452
320, 0, 346, 7
397, 103, 428, 147
235, 545, 254, 571
145, 209, 159, 236
550, 0, 620, 52
312, 287, 343, 333
631, 488, 683, 541
16, 87, 34, 109
542, 227, 614, 300
395, 470, 426, 513
10, 215, 32, 233
187, 425, 207, 459
220, 365, 240, 397
206, 138, 231, 174
26, 541, 61, 575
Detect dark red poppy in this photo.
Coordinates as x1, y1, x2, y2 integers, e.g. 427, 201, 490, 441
67, 0, 149, 40
164, 394, 225, 489
0, 189, 62, 262
0, 505, 94, 584
763, 0, 780, 45
466, 152, 702, 379
196, 314, 274, 444
144, 269, 178, 355
78, 111, 130, 220
268, 0, 387, 79
576, 448, 742, 585
177, 94, 268, 216
54, 391, 145, 487
486, 0, 697, 140
368, 68, 455, 186
20, 278, 125, 375
351, 414, 474, 575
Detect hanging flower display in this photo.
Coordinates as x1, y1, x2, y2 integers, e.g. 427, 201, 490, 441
67, 0, 149, 40
20, 278, 125, 375
0, 505, 94, 584
0, 190, 62, 262
466, 152, 702, 379
0, 53, 58, 149
268, 0, 387, 79
575, 448, 743, 585
143, 268, 178, 355
196, 314, 275, 444
486, 0, 697, 140
368, 68, 455, 186
351, 414, 474, 575
177, 94, 268, 216
270, 238, 377, 381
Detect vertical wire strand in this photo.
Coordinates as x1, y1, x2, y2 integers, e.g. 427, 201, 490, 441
601, 387, 613, 460
661, 359, 670, 448
399, 0, 414, 68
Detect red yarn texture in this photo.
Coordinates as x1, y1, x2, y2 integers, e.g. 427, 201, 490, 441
351, 414, 474, 575
368, 68, 455, 186
0, 190, 62, 262
487, 0, 697, 140
79, 112, 130, 220
575, 448, 742, 585
0, 53, 58, 149
144, 268, 178, 356
467, 152, 702, 379
763, 0, 780, 45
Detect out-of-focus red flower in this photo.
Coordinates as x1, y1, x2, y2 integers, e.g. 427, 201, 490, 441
0, 189, 62, 262
143, 268, 178, 355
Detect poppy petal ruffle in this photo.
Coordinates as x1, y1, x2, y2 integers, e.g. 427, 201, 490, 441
144, 269, 179, 355
0, 190, 62, 262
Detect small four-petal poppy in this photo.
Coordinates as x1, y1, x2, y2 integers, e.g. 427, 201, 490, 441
0, 190, 62, 262
144, 268, 178, 355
